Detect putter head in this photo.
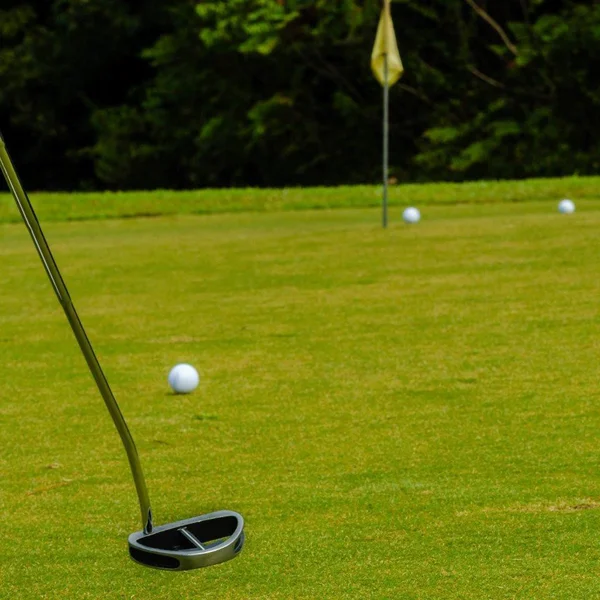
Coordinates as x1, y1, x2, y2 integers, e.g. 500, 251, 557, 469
128, 510, 244, 571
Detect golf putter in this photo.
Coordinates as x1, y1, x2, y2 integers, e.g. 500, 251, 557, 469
0, 133, 244, 570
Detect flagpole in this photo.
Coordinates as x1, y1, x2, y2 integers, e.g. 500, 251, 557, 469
372, 0, 401, 229
382, 53, 389, 229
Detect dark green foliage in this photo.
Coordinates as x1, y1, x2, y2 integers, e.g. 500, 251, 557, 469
1, 0, 599, 189
0, 0, 164, 189
417, 1, 600, 180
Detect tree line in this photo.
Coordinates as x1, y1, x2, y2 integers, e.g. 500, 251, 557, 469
1, 0, 598, 191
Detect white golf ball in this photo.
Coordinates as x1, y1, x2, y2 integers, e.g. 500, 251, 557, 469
558, 199, 575, 214
168, 364, 200, 394
403, 207, 421, 224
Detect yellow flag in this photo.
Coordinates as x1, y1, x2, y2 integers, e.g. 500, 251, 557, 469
371, 0, 403, 87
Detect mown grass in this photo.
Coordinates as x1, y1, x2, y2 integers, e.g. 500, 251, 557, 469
1, 175, 599, 222
1, 194, 600, 599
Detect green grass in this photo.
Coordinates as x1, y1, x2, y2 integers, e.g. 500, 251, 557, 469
1, 175, 600, 222
2, 194, 600, 598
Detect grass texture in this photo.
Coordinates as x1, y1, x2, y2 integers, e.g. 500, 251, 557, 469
1, 176, 600, 222
1, 195, 600, 598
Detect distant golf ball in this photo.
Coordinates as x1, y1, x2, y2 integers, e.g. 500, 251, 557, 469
168, 364, 199, 394
558, 199, 575, 214
403, 207, 421, 224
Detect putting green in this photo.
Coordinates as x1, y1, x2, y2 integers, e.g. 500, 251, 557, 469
1, 200, 600, 598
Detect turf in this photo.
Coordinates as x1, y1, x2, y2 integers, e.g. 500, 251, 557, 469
1, 197, 600, 598
1, 175, 600, 222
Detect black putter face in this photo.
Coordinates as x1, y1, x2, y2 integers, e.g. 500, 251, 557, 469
128, 510, 244, 571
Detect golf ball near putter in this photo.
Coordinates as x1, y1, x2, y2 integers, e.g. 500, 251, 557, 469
168, 364, 200, 394
558, 199, 575, 214
403, 207, 421, 224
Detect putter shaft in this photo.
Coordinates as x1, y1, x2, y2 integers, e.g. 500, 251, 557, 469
0, 134, 153, 534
